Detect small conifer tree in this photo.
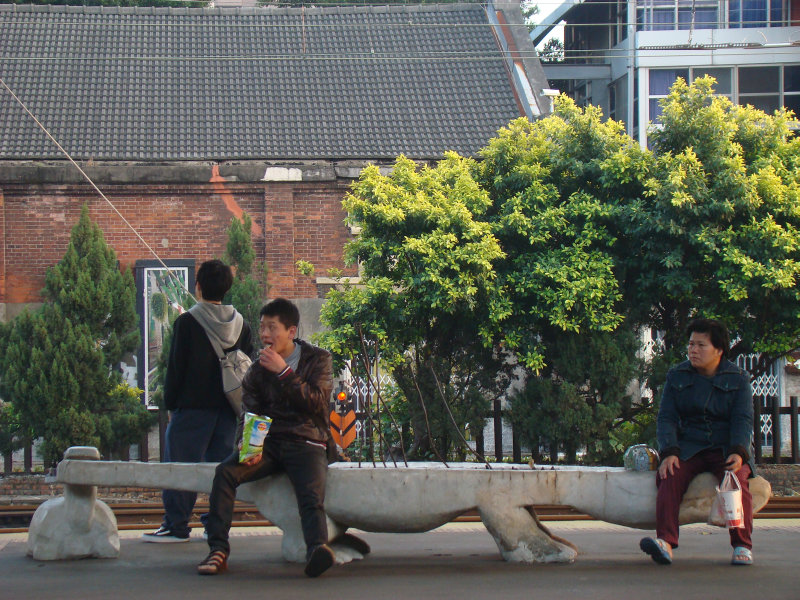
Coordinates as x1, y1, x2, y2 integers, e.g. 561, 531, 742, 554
0, 205, 154, 465
223, 213, 270, 342
42, 205, 140, 362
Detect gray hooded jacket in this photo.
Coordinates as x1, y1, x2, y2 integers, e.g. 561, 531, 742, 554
188, 302, 244, 353
163, 302, 254, 412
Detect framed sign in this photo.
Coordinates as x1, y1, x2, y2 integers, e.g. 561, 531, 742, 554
135, 260, 195, 409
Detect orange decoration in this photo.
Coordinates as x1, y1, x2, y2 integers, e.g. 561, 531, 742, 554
329, 410, 357, 449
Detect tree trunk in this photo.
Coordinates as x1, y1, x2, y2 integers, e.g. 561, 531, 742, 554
24, 439, 32, 473
565, 442, 577, 464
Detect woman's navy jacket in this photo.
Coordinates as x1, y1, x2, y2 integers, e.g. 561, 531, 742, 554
657, 358, 756, 475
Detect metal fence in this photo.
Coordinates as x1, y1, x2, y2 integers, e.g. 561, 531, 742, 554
339, 359, 800, 465
754, 396, 800, 464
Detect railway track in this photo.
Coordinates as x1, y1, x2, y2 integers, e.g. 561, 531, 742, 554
2, 497, 798, 534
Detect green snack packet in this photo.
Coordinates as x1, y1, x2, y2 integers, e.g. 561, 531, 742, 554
239, 412, 271, 463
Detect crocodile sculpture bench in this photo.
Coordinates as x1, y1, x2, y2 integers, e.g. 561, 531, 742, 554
27, 446, 772, 564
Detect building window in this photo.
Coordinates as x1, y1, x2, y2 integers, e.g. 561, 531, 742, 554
637, 0, 788, 29
729, 0, 785, 27
573, 81, 591, 108
693, 67, 733, 98
638, 0, 678, 30
784, 65, 800, 116
678, 3, 719, 28
739, 66, 781, 112
649, 68, 688, 123
637, 0, 719, 31
616, 0, 628, 42
648, 66, 799, 129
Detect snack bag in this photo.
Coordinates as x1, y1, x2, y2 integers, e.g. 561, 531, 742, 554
239, 412, 271, 463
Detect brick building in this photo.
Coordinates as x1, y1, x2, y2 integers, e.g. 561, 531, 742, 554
0, 1, 549, 416
0, 1, 549, 311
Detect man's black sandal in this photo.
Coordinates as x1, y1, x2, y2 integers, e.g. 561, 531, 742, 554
197, 550, 228, 575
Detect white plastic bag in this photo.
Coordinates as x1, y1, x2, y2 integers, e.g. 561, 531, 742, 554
715, 470, 744, 529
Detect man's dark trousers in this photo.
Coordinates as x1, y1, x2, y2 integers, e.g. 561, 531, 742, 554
206, 435, 328, 556
162, 407, 238, 537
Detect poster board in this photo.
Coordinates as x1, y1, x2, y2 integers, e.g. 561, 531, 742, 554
135, 260, 195, 409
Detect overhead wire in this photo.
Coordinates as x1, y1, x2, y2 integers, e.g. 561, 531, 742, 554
0, 0, 794, 59
1, 11, 795, 63
1, 6, 797, 99
0, 14, 791, 29
2, 48, 798, 61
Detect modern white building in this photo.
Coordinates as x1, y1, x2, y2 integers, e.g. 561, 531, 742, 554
533, 0, 800, 147
533, 1, 799, 458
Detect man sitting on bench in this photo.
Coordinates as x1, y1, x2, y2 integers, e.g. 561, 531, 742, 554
198, 298, 335, 578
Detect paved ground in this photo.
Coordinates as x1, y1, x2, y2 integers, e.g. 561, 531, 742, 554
2, 520, 799, 600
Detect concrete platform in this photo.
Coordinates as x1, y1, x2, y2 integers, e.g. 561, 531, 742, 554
2, 521, 800, 600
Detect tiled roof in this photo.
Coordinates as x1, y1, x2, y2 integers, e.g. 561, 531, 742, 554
0, 3, 526, 161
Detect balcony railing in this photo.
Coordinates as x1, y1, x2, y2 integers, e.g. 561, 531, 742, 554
636, 0, 791, 32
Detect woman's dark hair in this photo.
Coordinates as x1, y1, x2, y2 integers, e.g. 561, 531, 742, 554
687, 318, 730, 356
260, 297, 300, 329
195, 259, 233, 302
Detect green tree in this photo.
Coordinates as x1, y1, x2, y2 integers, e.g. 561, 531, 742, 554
506, 81, 800, 458
617, 77, 800, 379
521, 0, 539, 28
223, 212, 270, 344
476, 100, 647, 371
0, 323, 24, 470
0, 400, 24, 472
475, 104, 651, 463
490, 84, 800, 459
321, 80, 800, 464
521, 1, 564, 63
42, 205, 140, 365
150, 291, 168, 348
510, 327, 641, 464
150, 292, 168, 322
0, 205, 153, 466
538, 38, 564, 63
318, 155, 511, 459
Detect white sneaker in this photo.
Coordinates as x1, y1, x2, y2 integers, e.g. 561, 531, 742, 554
141, 526, 190, 543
